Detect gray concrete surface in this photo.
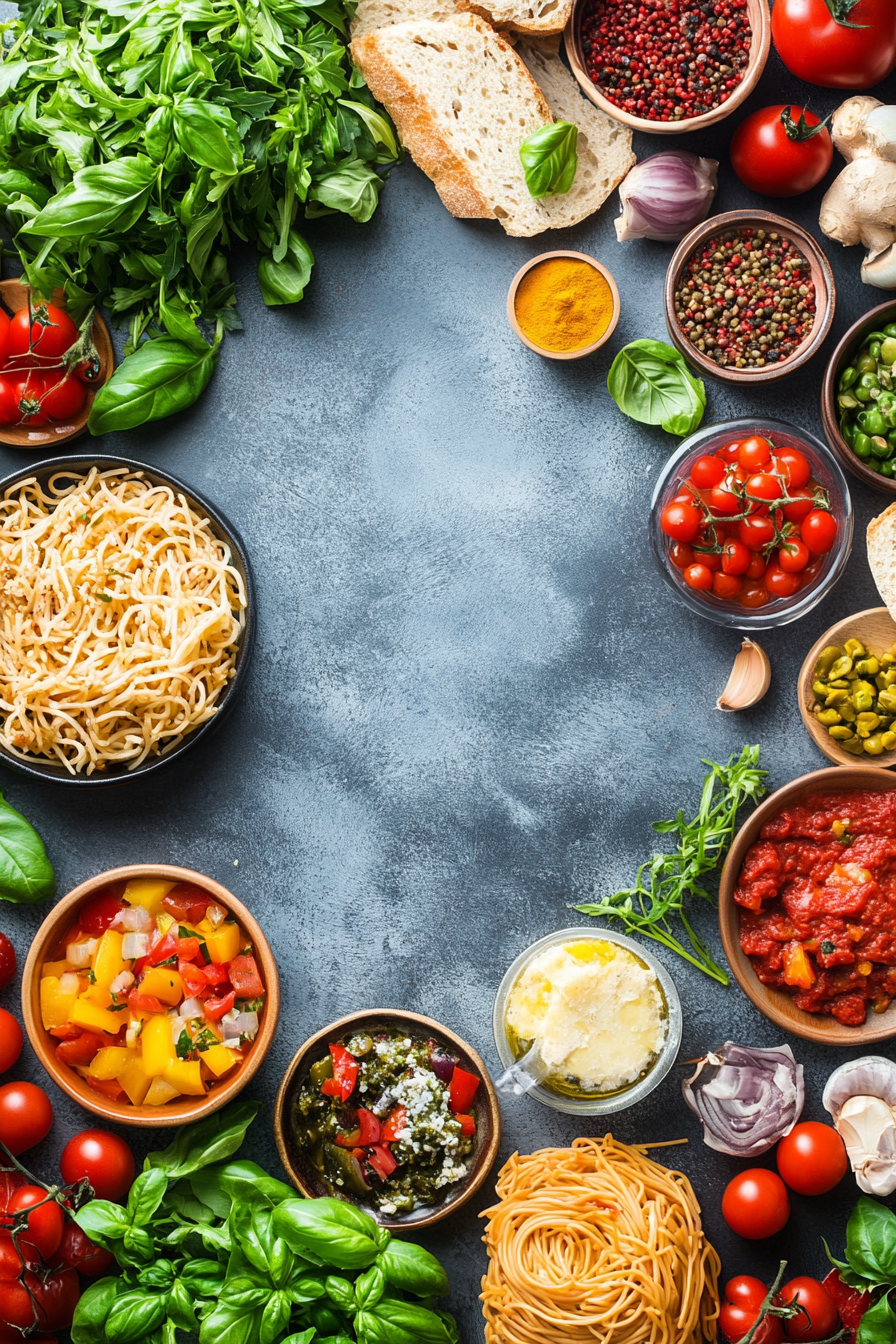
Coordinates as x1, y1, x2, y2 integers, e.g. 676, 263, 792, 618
1, 15, 895, 1336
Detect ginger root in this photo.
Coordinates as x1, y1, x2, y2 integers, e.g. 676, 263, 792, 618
819, 96, 896, 289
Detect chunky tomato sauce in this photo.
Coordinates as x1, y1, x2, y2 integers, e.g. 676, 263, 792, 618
735, 790, 896, 1026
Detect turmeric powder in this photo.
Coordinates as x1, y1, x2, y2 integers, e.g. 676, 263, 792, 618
514, 257, 615, 353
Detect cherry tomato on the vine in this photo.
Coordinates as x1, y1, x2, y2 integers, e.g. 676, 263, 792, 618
720, 1276, 783, 1344
730, 106, 832, 198
776, 1122, 848, 1195
691, 455, 726, 489
722, 1168, 790, 1239
0, 1265, 79, 1333
783, 489, 816, 524
717, 440, 742, 463
0, 1082, 53, 1155
5, 1186, 64, 1260
740, 516, 776, 551
713, 572, 742, 600
746, 552, 767, 580
684, 563, 714, 591
771, 0, 896, 88
60, 1130, 135, 1203
710, 482, 742, 515
738, 436, 772, 471
660, 500, 701, 542
0, 934, 16, 991
801, 510, 838, 555
779, 1277, 838, 1341
0, 1010, 23, 1075
722, 539, 751, 576
774, 448, 811, 489
778, 539, 811, 573
742, 585, 771, 608
747, 473, 784, 504
7, 304, 79, 362
56, 1222, 114, 1277
39, 374, 87, 422
766, 565, 802, 598
0, 312, 8, 367
669, 542, 694, 571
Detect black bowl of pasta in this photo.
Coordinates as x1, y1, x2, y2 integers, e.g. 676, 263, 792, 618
0, 455, 254, 786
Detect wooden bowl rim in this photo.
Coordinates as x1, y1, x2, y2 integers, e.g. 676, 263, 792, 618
797, 606, 896, 771
0, 279, 113, 450
273, 1008, 502, 1229
22, 864, 280, 1126
663, 210, 836, 386
563, 0, 770, 134
719, 767, 896, 1044
506, 250, 620, 360
821, 298, 896, 497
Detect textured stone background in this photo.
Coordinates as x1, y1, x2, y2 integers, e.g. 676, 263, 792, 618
1, 8, 896, 1334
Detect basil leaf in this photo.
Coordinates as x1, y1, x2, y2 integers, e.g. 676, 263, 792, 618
367, 1298, 456, 1343
260, 1292, 292, 1344
847, 1197, 896, 1288
74, 1200, 131, 1247
200, 1290, 265, 1344
128, 1168, 168, 1225
355, 1265, 385, 1311
173, 100, 243, 174
607, 338, 706, 436
71, 1277, 125, 1344
88, 335, 219, 434
0, 792, 55, 904
376, 1240, 449, 1298
282, 1334, 316, 1344
258, 231, 314, 306
519, 121, 578, 198
216, 1159, 297, 1208
273, 1199, 380, 1271
146, 1101, 259, 1180
159, 291, 209, 352
167, 1279, 197, 1332
308, 161, 383, 223
180, 1259, 226, 1297
859, 1291, 896, 1344
22, 157, 158, 239
105, 1290, 167, 1344
0, 170, 52, 209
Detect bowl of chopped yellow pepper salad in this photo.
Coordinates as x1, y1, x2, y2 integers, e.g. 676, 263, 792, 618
21, 864, 280, 1125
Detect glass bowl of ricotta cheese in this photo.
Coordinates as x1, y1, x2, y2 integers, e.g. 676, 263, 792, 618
493, 927, 682, 1115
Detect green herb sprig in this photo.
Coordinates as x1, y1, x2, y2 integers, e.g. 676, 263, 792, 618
607, 338, 706, 436
574, 746, 766, 985
519, 122, 578, 199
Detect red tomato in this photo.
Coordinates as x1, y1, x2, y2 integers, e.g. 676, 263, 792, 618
162, 884, 210, 923
85, 1078, 124, 1102
746, 552, 767, 580
203, 990, 236, 1022
0, 311, 8, 366
713, 572, 742, 599
722, 539, 751, 576
717, 440, 742, 463
228, 954, 264, 998
747, 473, 784, 503
779, 539, 811, 573
822, 1269, 872, 1338
690, 455, 726, 489
0, 1265, 77, 1332
0, 1172, 25, 1219
780, 1277, 838, 1341
722, 1169, 790, 1239
783, 489, 816, 523
0, 934, 15, 991
55, 1031, 104, 1069
6, 1187, 64, 1259
0, 1082, 53, 1156
7, 304, 79, 361
710, 482, 742, 515
740, 516, 776, 550
56, 1222, 114, 1277
684, 563, 713, 590
661, 500, 701, 542
60, 1130, 135, 1204
771, 0, 896, 87
39, 374, 86, 422
730, 106, 832, 197
765, 565, 801, 598
774, 448, 811, 489
0, 1231, 33, 1281
0, 371, 49, 427
0, 1010, 23, 1075
720, 1276, 784, 1344
802, 510, 837, 555
669, 542, 694, 571
738, 436, 772, 471
776, 1122, 847, 1196
78, 890, 125, 937
697, 548, 722, 571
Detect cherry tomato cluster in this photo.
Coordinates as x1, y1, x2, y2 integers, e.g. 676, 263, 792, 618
720, 1270, 842, 1344
660, 435, 838, 610
0, 302, 98, 430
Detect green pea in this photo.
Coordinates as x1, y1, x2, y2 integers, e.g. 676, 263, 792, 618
883, 338, 896, 366
854, 431, 873, 459
840, 365, 859, 390
818, 708, 842, 726
871, 341, 883, 361
885, 323, 896, 338
860, 371, 882, 390
858, 354, 878, 374
872, 435, 892, 459
868, 457, 882, 473
815, 647, 842, 676
865, 410, 888, 436
829, 726, 854, 741
882, 460, 896, 478
856, 385, 873, 403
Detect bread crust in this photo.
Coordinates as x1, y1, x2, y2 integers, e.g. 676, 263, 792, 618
868, 503, 896, 619
461, 0, 571, 35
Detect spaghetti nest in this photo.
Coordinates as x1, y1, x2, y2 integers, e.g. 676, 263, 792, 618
0, 467, 247, 775
480, 1135, 721, 1344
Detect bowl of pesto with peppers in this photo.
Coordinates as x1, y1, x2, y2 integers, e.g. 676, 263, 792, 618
273, 1009, 501, 1228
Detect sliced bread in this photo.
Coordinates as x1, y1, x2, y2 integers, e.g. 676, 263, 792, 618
351, 0, 465, 41
350, 0, 570, 41
868, 504, 896, 618
351, 14, 633, 236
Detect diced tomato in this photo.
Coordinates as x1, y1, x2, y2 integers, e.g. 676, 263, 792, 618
132, 955, 150, 978
382, 1106, 407, 1142
127, 991, 166, 1014
335, 1126, 362, 1149
162, 883, 211, 924
201, 962, 229, 986
228, 954, 264, 999
55, 1032, 105, 1067
48, 1023, 84, 1041
367, 1143, 398, 1181
320, 1044, 358, 1102
454, 1112, 476, 1137
175, 935, 201, 962
149, 932, 178, 966
204, 990, 236, 1022
80, 890, 125, 936
178, 961, 208, 997
351, 1147, 366, 1162
86, 1077, 124, 1101
448, 1066, 480, 1114
357, 1108, 382, 1146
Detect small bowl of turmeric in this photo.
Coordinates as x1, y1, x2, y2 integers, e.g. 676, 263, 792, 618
507, 251, 620, 361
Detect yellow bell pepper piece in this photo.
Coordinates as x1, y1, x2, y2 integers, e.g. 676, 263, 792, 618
157, 913, 176, 935
92, 930, 125, 988
119, 1057, 152, 1106
122, 878, 175, 917
144, 1077, 180, 1106
141, 1015, 176, 1076
139, 967, 184, 1006
81, 982, 114, 1010
40, 976, 79, 1030
204, 921, 241, 965
163, 1060, 205, 1096
199, 1044, 239, 1078
88, 1047, 137, 1080
70, 997, 122, 1036
42, 960, 72, 979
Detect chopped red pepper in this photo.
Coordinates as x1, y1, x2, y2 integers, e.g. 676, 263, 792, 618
85, 1077, 124, 1101
357, 1108, 382, 1146
175, 936, 202, 963
178, 961, 209, 997
320, 1044, 358, 1102
162, 883, 211, 924
128, 991, 166, 1014
382, 1105, 407, 1143
448, 1066, 480, 1114
132, 955, 150, 979
55, 1031, 105, 1067
228, 954, 264, 999
149, 932, 179, 966
48, 1022, 84, 1041
335, 1126, 363, 1149
454, 1112, 476, 1138
367, 1144, 398, 1181
204, 990, 236, 1022
80, 890, 125, 937
201, 961, 230, 986
351, 1147, 366, 1163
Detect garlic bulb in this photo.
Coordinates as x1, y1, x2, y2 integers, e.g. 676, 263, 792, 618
823, 1056, 896, 1195
716, 639, 771, 711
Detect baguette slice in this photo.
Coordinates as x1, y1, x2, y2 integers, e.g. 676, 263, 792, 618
351, 0, 465, 40
868, 504, 896, 619
351, 0, 570, 40
351, 14, 632, 236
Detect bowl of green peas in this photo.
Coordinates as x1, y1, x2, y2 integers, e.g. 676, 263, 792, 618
823, 300, 896, 493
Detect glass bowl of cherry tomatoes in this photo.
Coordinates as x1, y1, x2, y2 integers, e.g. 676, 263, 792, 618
650, 418, 853, 628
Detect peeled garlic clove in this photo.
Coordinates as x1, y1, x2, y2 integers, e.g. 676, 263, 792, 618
716, 639, 771, 712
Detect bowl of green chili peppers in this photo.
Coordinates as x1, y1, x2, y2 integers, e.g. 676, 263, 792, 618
823, 299, 896, 494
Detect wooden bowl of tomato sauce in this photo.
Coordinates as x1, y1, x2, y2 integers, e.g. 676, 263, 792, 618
0, 279, 113, 450
719, 767, 896, 1044
21, 864, 280, 1126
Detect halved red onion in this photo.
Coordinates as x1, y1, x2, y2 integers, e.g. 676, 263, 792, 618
430, 1049, 455, 1084
682, 1041, 805, 1157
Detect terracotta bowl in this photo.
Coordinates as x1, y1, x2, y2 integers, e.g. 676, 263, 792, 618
821, 299, 896, 496
274, 1009, 501, 1229
664, 211, 836, 386
0, 280, 113, 448
507, 250, 619, 360
719, 767, 896, 1044
798, 608, 896, 771
564, 0, 769, 135
22, 865, 280, 1126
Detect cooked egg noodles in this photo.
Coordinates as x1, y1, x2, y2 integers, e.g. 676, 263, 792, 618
480, 1135, 721, 1344
0, 467, 246, 774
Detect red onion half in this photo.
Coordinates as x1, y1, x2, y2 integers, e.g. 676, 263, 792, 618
682, 1041, 805, 1157
615, 151, 718, 243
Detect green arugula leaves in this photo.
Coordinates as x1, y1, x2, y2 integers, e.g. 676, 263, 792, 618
607, 338, 707, 436
519, 122, 578, 199
0, 791, 55, 904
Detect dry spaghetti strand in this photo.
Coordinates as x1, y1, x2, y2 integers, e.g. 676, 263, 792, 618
0, 467, 247, 775
480, 1135, 721, 1344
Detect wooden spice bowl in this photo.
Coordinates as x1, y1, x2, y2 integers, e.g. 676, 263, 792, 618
0, 279, 113, 449
821, 299, 896, 497
564, 0, 769, 135
719, 767, 896, 1045
798, 608, 896, 770
664, 211, 836, 386
22, 864, 280, 1126
507, 250, 619, 360
274, 1008, 501, 1229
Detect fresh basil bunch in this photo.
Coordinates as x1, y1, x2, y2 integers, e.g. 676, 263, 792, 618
0, 0, 400, 433
71, 1101, 457, 1344
607, 338, 706, 436
519, 122, 578, 199
828, 1197, 896, 1344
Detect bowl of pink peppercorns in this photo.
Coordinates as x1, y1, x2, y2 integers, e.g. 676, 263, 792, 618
564, 0, 770, 135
